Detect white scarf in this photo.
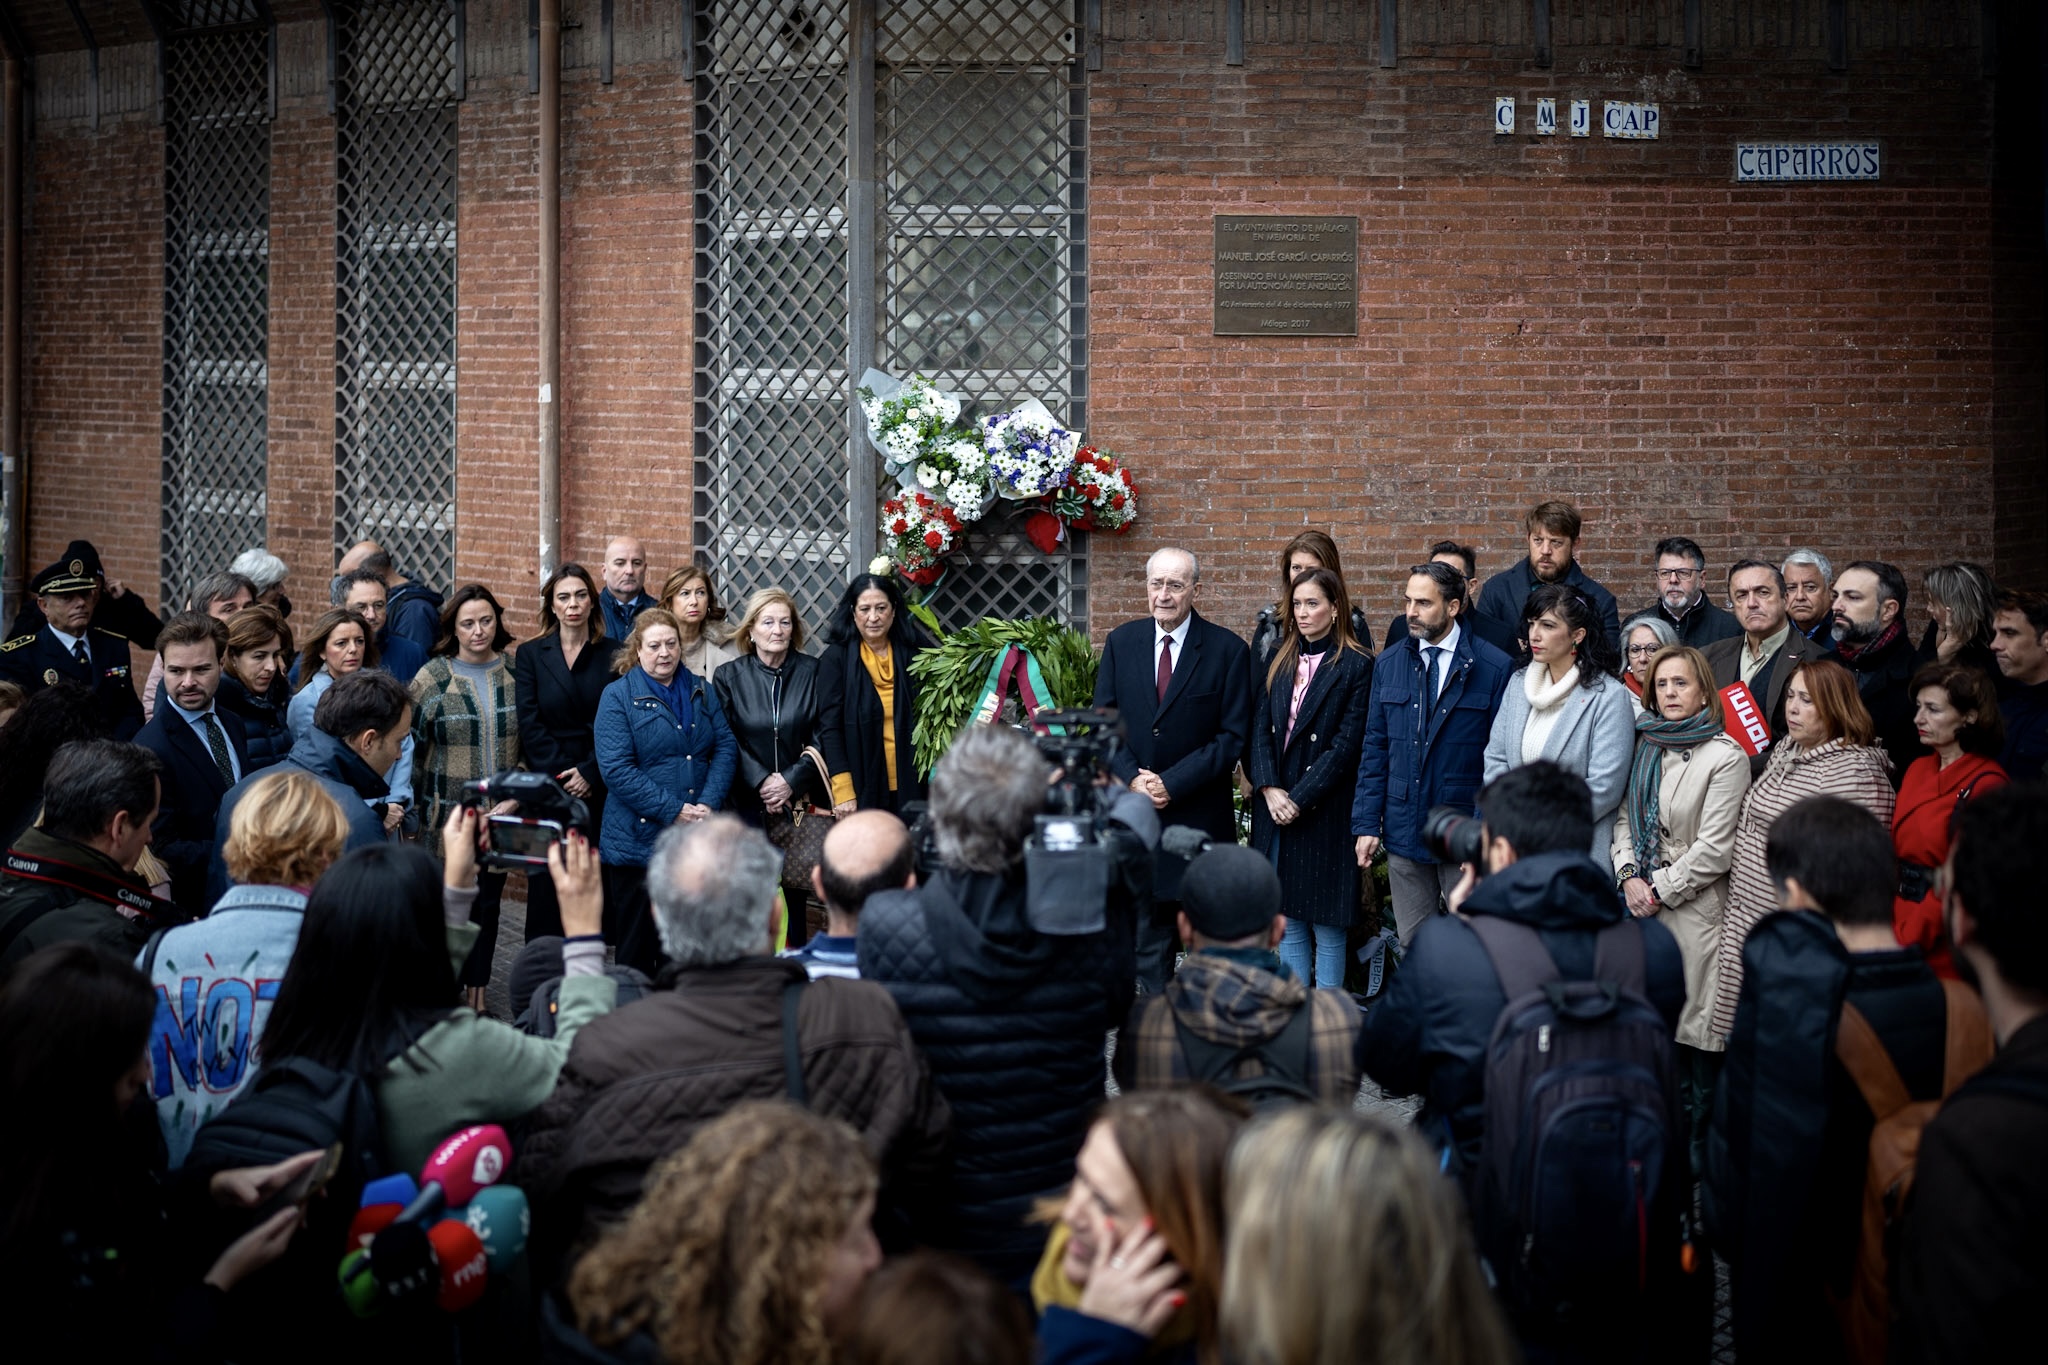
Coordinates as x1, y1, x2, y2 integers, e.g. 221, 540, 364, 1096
1521, 663, 1580, 763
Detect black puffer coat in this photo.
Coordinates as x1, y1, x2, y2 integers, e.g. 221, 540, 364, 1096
858, 864, 1135, 1287
216, 673, 294, 772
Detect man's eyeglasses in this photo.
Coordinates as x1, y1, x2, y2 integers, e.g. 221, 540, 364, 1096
1656, 568, 1700, 581
1147, 578, 1190, 594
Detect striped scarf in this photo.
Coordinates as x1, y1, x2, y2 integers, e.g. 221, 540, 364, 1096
1625, 706, 1726, 871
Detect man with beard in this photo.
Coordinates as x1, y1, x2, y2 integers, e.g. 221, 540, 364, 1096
1781, 549, 1837, 647
1705, 559, 1831, 775
1831, 560, 1921, 782
1475, 500, 1621, 656
1645, 535, 1741, 647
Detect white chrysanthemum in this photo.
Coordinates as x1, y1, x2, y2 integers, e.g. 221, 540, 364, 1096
915, 462, 944, 490
945, 478, 982, 508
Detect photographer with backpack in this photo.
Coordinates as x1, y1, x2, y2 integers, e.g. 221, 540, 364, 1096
1356, 760, 1696, 1362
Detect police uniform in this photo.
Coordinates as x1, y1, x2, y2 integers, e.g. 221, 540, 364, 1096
4, 538, 164, 651
0, 556, 146, 739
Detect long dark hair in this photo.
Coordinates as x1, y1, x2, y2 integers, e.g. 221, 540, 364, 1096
1265, 566, 1369, 691
822, 573, 935, 652
259, 844, 459, 1074
0, 683, 108, 845
1522, 582, 1619, 688
538, 562, 606, 640
0, 943, 157, 1252
433, 584, 516, 658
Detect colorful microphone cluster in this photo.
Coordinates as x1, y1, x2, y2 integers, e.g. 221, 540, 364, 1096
336, 1124, 529, 1316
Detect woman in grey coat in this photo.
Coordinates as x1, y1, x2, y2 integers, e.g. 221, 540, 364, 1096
1484, 583, 1638, 852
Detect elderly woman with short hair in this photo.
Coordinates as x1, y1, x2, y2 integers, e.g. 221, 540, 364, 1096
1619, 610, 1679, 700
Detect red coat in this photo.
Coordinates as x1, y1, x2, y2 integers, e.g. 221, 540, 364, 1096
1892, 751, 2008, 978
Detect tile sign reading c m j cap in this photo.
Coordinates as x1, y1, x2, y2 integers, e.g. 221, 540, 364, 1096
1214, 216, 1358, 337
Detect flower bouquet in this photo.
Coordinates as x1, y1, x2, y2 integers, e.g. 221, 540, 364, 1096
857, 369, 993, 516
982, 399, 1079, 501
880, 490, 964, 586
1065, 446, 1139, 533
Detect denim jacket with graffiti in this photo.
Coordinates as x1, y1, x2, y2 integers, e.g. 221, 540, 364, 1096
139, 884, 308, 1168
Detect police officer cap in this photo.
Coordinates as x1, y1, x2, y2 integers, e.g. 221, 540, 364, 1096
1180, 844, 1282, 941
30, 542, 101, 597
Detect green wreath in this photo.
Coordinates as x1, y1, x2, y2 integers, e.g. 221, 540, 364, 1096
908, 617, 1098, 776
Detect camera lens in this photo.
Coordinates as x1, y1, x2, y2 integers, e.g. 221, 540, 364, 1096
1421, 806, 1484, 867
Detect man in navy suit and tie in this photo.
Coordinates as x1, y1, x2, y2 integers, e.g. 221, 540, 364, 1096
1352, 561, 1514, 944
135, 612, 251, 918
1093, 547, 1254, 992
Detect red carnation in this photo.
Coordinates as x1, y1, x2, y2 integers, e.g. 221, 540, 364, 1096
891, 519, 909, 535
1111, 493, 1126, 509
924, 530, 944, 549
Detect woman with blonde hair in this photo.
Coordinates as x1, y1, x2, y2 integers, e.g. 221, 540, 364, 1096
1222, 1107, 1513, 1365
136, 770, 351, 1165
1033, 1088, 1249, 1365
661, 563, 737, 680
551, 1100, 881, 1365
1714, 657, 1896, 1038
1611, 643, 1751, 1171
1914, 559, 1999, 676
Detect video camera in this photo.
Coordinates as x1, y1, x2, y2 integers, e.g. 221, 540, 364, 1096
1025, 709, 1153, 936
457, 772, 592, 872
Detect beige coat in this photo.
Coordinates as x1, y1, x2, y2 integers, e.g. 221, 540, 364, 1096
1610, 734, 1751, 1051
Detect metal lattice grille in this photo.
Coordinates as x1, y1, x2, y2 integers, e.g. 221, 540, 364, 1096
692, 1, 1088, 641
692, 1, 852, 641
335, 0, 461, 593
162, 15, 270, 610
879, 2, 1087, 630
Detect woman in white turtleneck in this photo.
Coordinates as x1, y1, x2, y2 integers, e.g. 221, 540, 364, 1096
1482, 582, 1640, 853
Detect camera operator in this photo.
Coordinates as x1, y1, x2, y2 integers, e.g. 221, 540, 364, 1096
859, 722, 1155, 1290
1356, 760, 1690, 1359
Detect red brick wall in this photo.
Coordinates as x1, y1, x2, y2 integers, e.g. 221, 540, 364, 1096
24, 105, 162, 668
1082, 34, 2019, 636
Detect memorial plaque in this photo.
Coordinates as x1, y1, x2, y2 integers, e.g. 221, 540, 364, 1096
1213, 216, 1358, 336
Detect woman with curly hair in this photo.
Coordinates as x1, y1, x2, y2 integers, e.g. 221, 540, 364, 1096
549, 1100, 881, 1365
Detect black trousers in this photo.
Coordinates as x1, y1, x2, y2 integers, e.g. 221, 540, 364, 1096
601, 861, 666, 977
457, 870, 507, 988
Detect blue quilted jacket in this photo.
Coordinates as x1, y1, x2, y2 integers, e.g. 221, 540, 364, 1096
593, 666, 737, 867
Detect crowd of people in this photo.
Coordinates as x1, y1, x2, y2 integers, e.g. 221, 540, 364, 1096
0, 507, 2043, 1365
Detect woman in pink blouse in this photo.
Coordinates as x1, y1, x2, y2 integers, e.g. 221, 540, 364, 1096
1248, 567, 1375, 989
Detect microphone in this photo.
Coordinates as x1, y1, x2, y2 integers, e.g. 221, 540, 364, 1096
1154, 824, 1213, 903
359, 1173, 419, 1209
364, 1220, 438, 1312
337, 1249, 381, 1319
428, 1219, 489, 1312
346, 1202, 400, 1253
461, 1185, 530, 1273
395, 1124, 513, 1224
1159, 824, 1211, 860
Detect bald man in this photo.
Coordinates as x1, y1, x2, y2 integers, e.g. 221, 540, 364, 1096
782, 809, 916, 980
598, 535, 657, 642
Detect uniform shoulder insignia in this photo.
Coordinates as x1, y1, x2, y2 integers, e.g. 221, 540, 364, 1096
0, 634, 34, 652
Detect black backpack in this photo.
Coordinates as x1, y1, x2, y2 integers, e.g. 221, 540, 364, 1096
185, 1056, 387, 1208
1172, 1001, 1320, 1109
513, 963, 655, 1037
1466, 916, 1680, 1320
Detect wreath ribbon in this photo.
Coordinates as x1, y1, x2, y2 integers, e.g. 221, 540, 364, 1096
970, 644, 1054, 728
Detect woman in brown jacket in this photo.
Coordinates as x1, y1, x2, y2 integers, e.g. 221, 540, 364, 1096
1611, 644, 1751, 1169
1712, 658, 1896, 1039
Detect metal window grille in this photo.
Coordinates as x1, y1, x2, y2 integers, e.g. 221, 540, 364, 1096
161, 5, 271, 610
335, 0, 461, 593
691, 0, 1088, 641
878, 1, 1087, 629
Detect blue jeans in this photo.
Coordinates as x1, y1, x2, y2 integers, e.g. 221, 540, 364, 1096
1280, 917, 1347, 990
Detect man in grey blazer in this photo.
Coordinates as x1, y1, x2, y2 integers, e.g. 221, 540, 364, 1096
1702, 559, 1831, 775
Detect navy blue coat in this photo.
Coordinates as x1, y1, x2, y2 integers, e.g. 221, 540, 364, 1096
1092, 611, 1253, 844
1475, 556, 1623, 653
207, 727, 391, 905
134, 702, 253, 918
593, 666, 738, 867
1356, 849, 1686, 1173
1350, 626, 1514, 863
383, 581, 444, 657
215, 674, 293, 772
859, 866, 1134, 1287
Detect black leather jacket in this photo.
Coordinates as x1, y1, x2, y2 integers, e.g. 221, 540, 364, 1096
713, 651, 825, 814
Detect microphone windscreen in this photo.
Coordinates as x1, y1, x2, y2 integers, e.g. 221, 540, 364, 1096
366, 1220, 438, 1311
346, 1203, 400, 1252
1160, 824, 1210, 859
359, 1173, 419, 1210
337, 1249, 381, 1319
428, 1219, 489, 1313
461, 1185, 530, 1272
420, 1124, 513, 1207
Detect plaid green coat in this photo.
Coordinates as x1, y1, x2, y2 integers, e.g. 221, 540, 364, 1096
411, 654, 521, 839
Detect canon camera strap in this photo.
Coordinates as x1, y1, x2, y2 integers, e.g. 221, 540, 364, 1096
2, 845, 177, 922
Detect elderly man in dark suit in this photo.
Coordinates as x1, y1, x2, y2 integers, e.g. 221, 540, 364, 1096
1702, 559, 1830, 776
1092, 546, 1253, 992
134, 613, 251, 917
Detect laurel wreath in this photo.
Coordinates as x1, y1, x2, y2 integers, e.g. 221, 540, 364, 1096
907, 617, 1099, 777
